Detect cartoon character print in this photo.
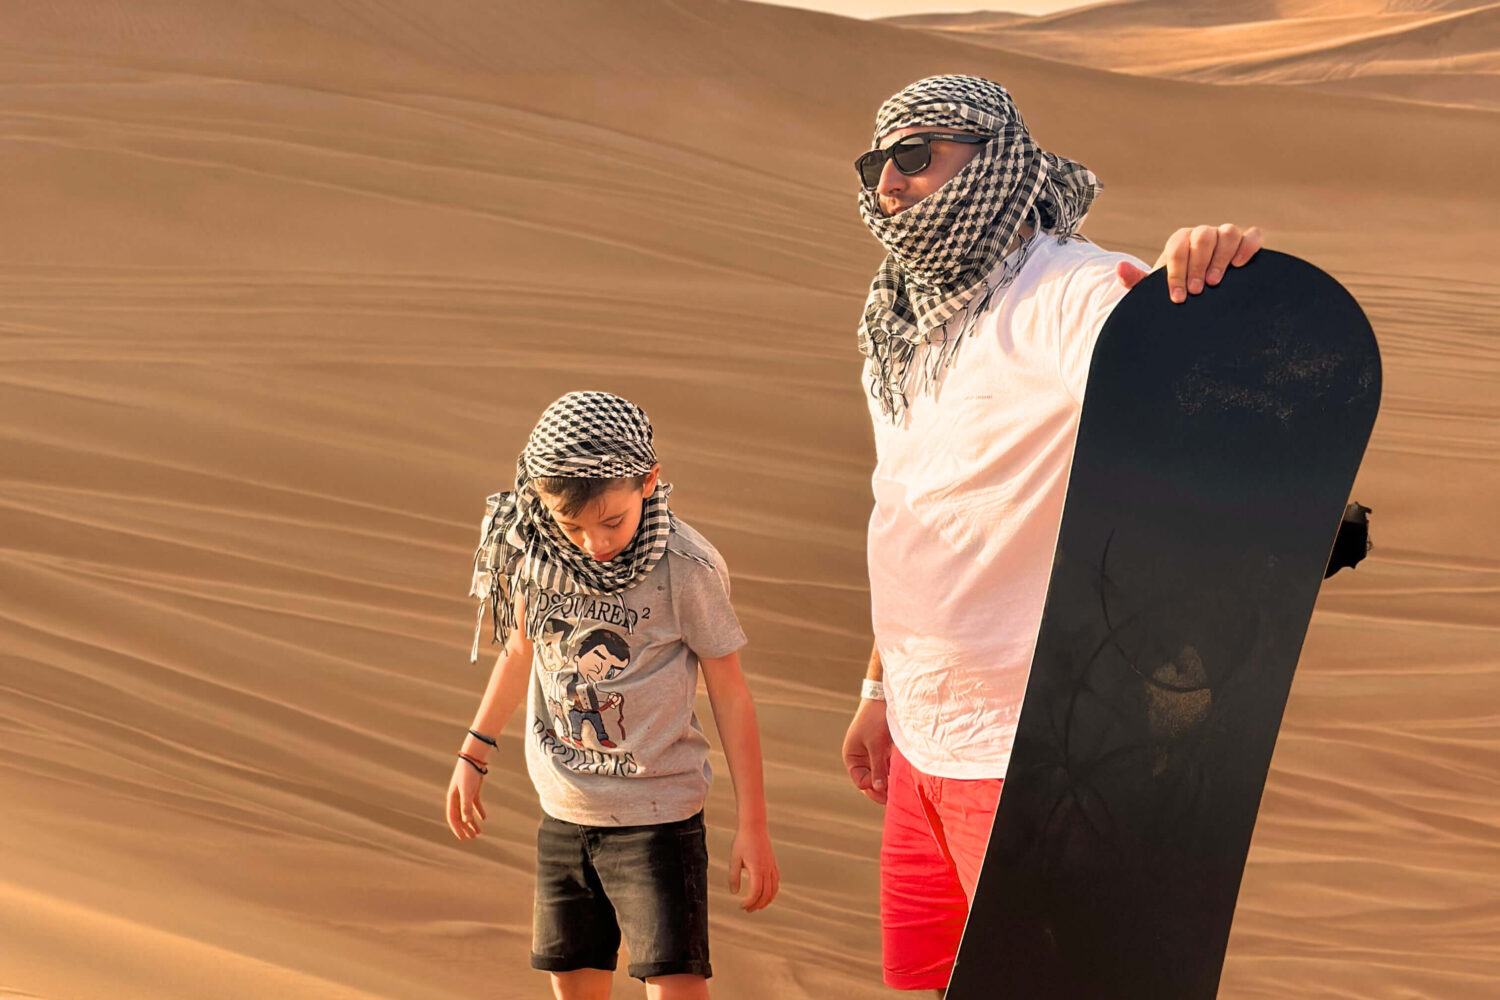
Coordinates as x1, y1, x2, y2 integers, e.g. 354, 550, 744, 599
559, 628, 630, 749
534, 616, 631, 752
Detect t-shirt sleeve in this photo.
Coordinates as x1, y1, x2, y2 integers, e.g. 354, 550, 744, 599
1055, 249, 1148, 403
673, 548, 748, 660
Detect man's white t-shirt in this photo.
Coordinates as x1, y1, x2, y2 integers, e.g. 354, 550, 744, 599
866, 231, 1148, 780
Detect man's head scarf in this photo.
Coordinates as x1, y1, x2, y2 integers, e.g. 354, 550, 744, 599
857, 75, 1104, 419
469, 391, 673, 660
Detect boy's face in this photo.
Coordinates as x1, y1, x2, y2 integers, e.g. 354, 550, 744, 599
539, 465, 660, 563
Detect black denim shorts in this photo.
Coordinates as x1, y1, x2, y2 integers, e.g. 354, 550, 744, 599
531, 810, 712, 981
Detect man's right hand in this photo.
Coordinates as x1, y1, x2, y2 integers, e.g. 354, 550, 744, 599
842, 697, 894, 805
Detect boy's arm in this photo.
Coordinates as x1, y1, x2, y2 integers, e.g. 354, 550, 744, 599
461, 625, 534, 760
447, 600, 533, 841
700, 649, 780, 912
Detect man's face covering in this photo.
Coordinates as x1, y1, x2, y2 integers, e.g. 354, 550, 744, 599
856, 75, 1103, 421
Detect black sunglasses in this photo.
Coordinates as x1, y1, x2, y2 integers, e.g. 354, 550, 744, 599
854, 132, 991, 190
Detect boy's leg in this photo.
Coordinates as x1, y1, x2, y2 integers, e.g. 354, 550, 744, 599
590, 813, 713, 984
645, 974, 710, 1000
550, 969, 613, 1000
531, 815, 622, 985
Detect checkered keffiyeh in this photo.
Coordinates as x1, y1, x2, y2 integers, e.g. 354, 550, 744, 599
857, 75, 1104, 419
469, 392, 673, 660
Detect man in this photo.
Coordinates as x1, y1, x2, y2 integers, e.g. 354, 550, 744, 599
838, 75, 1262, 995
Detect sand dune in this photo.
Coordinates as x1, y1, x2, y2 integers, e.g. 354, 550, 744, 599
2, 0, 1498, 997
889, 0, 1500, 109
1185, 5, 1500, 81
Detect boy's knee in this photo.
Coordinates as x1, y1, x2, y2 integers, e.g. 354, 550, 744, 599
549, 968, 613, 1000
644, 973, 710, 1000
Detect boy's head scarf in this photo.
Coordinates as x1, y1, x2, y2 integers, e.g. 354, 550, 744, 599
469, 391, 673, 660
856, 74, 1104, 419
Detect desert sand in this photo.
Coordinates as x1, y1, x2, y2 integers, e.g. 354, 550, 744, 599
2, 1, 1497, 998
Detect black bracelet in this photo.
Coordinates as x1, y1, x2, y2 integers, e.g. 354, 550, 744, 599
457, 752, 489, 775
467, 728, 499, 748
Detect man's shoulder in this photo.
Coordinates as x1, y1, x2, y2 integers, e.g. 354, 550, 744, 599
1014, 235, 1144, 320
1032, 233, 1143, 280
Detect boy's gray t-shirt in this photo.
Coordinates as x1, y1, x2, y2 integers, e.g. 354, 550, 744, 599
524, 519, 747, 827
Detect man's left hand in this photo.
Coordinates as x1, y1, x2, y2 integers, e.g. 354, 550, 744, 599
1117, 224, 1264, 303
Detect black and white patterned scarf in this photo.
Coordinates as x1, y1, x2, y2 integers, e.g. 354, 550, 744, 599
469, 391, 673, 661
857, 75, 1104, 419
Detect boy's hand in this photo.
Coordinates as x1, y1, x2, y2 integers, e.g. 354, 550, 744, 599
842, 697, 893, 804
445, 758, 488, 840
729, 823, 780, 912
1116, 224, 1263, 303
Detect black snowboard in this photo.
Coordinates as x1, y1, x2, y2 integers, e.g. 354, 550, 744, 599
947, 250, 1380, 999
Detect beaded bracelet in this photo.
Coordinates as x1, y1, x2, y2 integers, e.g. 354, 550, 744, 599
467, 729, 499, 748
457, 752, 489, 775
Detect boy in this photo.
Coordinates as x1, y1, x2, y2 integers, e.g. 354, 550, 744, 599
445, 391, 778, 1000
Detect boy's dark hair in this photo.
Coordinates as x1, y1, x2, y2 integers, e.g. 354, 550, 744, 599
575, 628, 631, 663
534, 474, 648, 518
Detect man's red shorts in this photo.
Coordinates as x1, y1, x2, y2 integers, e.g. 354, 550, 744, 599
880, 746, 1005, 991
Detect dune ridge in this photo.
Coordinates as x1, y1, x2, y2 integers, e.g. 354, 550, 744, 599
887, 0, 1500, 109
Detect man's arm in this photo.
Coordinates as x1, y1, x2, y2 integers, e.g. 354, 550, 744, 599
842, 640, 894, 804
1117, 224, 1264, 303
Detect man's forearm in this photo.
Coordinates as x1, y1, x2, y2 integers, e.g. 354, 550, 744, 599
865, 640, 882, 682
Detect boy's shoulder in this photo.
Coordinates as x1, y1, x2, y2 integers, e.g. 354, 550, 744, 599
665, 517, 732, 592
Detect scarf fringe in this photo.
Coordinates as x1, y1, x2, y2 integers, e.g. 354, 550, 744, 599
469, 503, 676, 663
867, 218, 1049, 420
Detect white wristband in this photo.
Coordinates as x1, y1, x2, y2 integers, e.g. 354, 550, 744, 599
860, 678, 885, 702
